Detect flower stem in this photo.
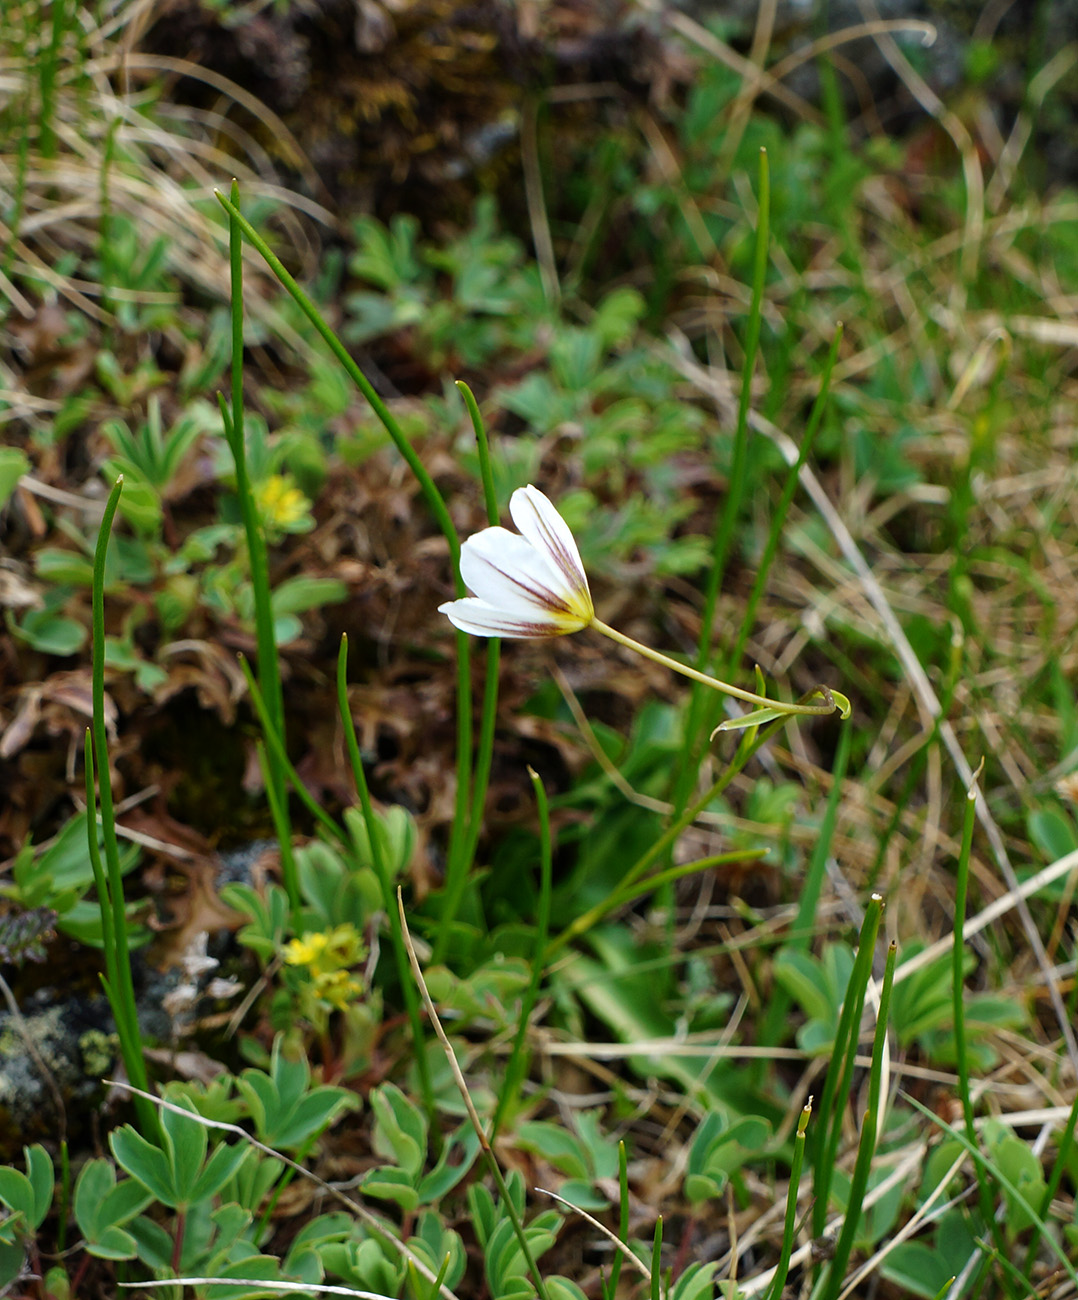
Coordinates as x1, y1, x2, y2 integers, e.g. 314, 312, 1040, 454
589, 618, 837, 717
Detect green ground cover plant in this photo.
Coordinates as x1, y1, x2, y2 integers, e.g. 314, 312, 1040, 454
1, 1, 1077, 1298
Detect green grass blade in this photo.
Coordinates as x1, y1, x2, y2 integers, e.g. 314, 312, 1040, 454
812, 893, 884, 1239
765, 1100, 812, 1300
676, 147, 771, 798
336, 635, 434, 1122
438, 382, 502, 958
492, 766, 553, 1138
823, 940, 896, 1300
760, 720, 852, 1051
213, 188, 463, 572
214, 185, 474, 933
90, 477, 155, 1135
223, 184, 297, 923
239, 655, 349, 852
904, 1091, 1078, 1292
732, 324, 843, 670
649, 1217, 663, 1300
603, 1141, 630, 1300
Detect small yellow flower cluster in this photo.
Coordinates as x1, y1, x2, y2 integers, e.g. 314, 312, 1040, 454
284, 923, 365, 1012
254, 473, 312, 536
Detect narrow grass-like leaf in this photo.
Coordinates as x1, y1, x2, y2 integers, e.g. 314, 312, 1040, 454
89, 478, 155, 1137
953, 769, 1006, 1271
336, 635, 434, 1123
823, 940, 896, 1300
492, 767, 552, 1138
812, 894, 884, 1240
38, 0, 68, 160
676, 147, 771, 804
732, 324, 843, 671
649, 1218, 663, 1300
214, 187, 473, 930
765, 1100, 812, 1300
603, 1142, 631, 1300
759, 721, 851, 1056
239, 656, 349, 851
438, 382, 501, 957
548, 714, 789, 958
903, 1092, 1078, 1291
223, 184, 298, 925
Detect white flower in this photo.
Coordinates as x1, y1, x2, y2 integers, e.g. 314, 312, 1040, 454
439, 485, 594, 639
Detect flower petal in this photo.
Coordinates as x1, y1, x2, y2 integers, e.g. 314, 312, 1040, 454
510, 485, 591, 616
460, 528, 583, 621
438, 597, 582, 639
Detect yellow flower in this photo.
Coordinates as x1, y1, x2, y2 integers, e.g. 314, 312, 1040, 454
284, 932, 329, 968
312, 968, 364, 1010
255, 474, 311, 533
284, 924, 366, 978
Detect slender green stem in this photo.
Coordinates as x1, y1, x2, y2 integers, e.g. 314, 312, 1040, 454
732, 324, 843, 670
591, 618, 844, 716
239, 656, 349, 852
679, 149, 771, 771
904, 1092, 1078, 1292
649, 1218, 663, 1300
90, 479, 156, 1136
212, 187, 475, 929
38, 0, 67, 160
557, 849, 765, 956
604, 1142, 630, 1300
823, 940, 896, 1300
547, 717, 787, 958
458, 380, 500, 524
492, 767, 552, 1138
224, 184, 298, 926
254, 737, 299, 916
765, 1101, 812, 1300
84, 735, 117, 974
437, 382, 502, 960
812, 894, 884, 1241
336, 636, 434, 1122
213, 189, 463, 573
1024, 1087, 1078, 1278
84, 734, 144, 1102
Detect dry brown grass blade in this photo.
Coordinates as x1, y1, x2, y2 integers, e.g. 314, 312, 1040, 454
857, 0, 984, 286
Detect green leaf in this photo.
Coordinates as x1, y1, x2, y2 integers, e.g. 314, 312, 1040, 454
189, 1142, 250, 1205
86, 1224, 140, 1261
0, 1170, 34, 1222
1028, 807, 1078, 862
360, 1166, 420, 1213
236, 1035, 356, 1150
34, 548, 95, 586
269, 576, 348, 618
0, 448, 30, 507
370, 1082, 425, 1179
13, 608, 87, 656
160, 1098, 208, 1202
111, 1127, 177, 1207
416, 1125, 481, 1203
